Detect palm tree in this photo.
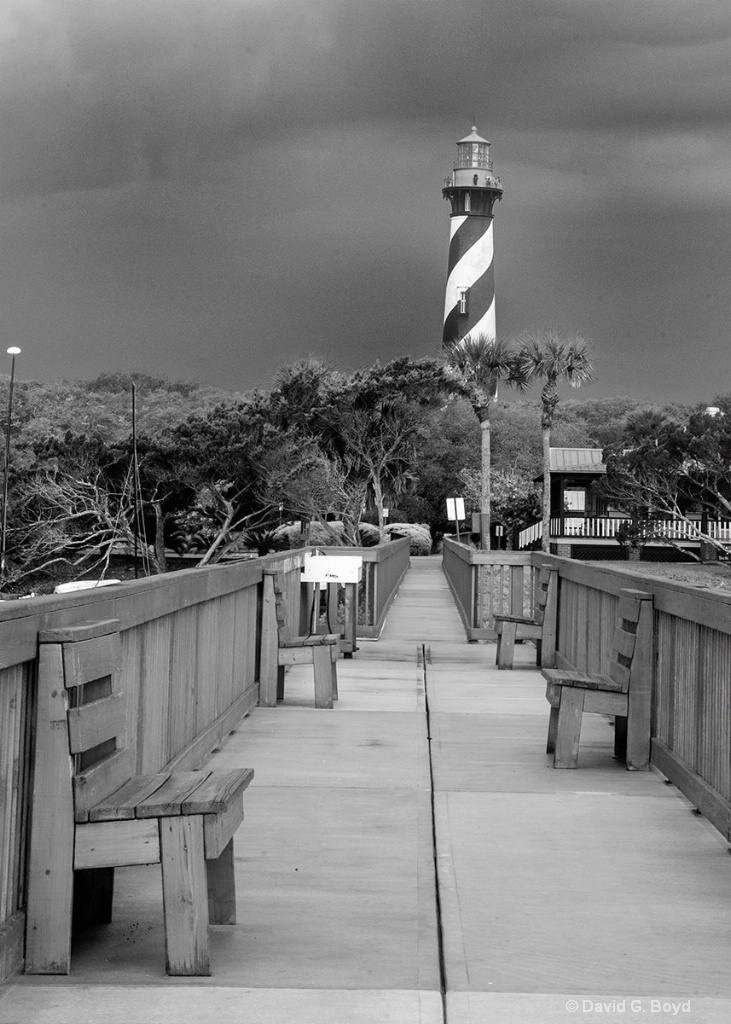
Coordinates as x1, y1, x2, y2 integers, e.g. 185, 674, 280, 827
443, 334, 520, 549
515, 331, 594, 551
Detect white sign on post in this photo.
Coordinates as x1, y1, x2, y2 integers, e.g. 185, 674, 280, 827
446, 497, 465, 521
302, 554, 363, 584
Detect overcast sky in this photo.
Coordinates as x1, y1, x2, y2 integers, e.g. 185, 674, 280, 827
1, 0, 729, 404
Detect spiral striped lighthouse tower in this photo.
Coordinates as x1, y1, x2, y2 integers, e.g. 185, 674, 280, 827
442, 126, 503, 348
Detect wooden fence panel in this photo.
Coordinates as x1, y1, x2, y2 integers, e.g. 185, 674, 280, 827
443, 543, 731, 838
0, 660, 35, 980
541, 552, 731, 839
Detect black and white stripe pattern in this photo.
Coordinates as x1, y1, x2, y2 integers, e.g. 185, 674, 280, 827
442, 212, 496, 346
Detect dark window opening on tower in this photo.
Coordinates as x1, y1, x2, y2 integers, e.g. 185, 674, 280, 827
457, 288, 469, 315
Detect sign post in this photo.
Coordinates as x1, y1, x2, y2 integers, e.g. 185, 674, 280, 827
446, 496, 466, 544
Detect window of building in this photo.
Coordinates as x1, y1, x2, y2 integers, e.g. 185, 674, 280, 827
563, 488, 586, 512
457, 288, 469, 315
464, 191, 471, 211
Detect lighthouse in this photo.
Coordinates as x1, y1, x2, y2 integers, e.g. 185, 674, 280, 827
442, 126, 503, 348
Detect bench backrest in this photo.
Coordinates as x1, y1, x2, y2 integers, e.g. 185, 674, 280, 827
262, 570, 301, 644
534, 565, 558, 625
38, 619, 131, 823
608, 589, 653, 693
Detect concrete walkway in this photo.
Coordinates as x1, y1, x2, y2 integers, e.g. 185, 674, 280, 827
1, 557, 730, 1024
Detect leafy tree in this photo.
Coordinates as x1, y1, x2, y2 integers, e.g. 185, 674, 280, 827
397, 399, 479, 540
600, 401, 731, 557
514, 331, 594, 550
554, 396, 652, 450
1, 431, 152, 587
161, 395, 281, 564
263, 357, 447, 543
443, 335, 522, 548
458, 468, 541, 547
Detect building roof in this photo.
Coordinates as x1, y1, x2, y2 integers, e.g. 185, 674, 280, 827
549, 448, 606, 474
457, 125, 489, 145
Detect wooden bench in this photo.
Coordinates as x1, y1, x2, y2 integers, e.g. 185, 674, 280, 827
25, 619, 254, 976
493, 565, 558, 669
260, 570, 340, 708
542, 589, 653, 769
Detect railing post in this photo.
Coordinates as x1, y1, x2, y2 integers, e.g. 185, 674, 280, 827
510, 565, 524, 616
259, 575, 279, 707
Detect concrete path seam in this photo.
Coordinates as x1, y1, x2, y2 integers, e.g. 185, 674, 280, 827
421, 641, 449, 1024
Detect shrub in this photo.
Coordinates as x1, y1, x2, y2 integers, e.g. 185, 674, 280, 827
357, 522, 380, 546
384, 522, 432, 556
273, 521, 346, 548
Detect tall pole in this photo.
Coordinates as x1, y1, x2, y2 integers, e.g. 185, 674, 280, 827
132, 383, 139, 578
1, 347, 21, 583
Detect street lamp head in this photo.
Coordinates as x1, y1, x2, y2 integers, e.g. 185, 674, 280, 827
6, 348, 21, 356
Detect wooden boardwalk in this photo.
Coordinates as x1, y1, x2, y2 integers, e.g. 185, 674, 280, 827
1, 557, 730, 1024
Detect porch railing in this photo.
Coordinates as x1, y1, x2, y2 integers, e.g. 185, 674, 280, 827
517, 516, 731, 547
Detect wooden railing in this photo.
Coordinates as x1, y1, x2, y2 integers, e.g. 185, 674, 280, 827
442, 539, 538, 641
517, 516, 731, 548
0, 542, 407, 982
316, 537, 410, 639
442, 542, 731, 841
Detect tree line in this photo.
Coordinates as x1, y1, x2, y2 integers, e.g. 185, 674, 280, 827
0, 341, 728, 592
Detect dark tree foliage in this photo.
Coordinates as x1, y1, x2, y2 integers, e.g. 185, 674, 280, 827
599, 399, 731, 556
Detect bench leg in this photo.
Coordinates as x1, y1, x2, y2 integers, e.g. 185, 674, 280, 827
496, 622, 517, 669
331, 646, 339, 702
160, 816, 210, 976
73, 867, 114, 927
553, 688, 585, 768
546, 705, 559, 754
313, 645, 334, 708
207, 838, 236, 925
613, 715, 628, 762
625, 713, 650, 772
25, 829, 74, 975
276, 665, 285, 701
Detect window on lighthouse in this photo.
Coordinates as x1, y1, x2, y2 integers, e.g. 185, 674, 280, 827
464, 192, 471, 211
457, 288, 469, 315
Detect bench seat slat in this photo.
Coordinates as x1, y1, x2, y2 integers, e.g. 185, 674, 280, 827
89, 773, 172, 822
301, 633, 340, 646
543, 669, 625, 692
133, 771, 215, 819
182, 768, 255, 815
493, 613, 539, 625
281, 633, 339, 648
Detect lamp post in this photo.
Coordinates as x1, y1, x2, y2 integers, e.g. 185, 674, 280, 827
1, 347, 21, 584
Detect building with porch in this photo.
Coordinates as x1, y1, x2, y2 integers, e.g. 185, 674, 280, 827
519, 447, 730, 559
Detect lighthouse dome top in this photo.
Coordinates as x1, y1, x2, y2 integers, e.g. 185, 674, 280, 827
457, 125, 489, 145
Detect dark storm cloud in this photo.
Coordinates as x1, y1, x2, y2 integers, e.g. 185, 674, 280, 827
3, 0, 729, 195
0, 0, 730, 401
